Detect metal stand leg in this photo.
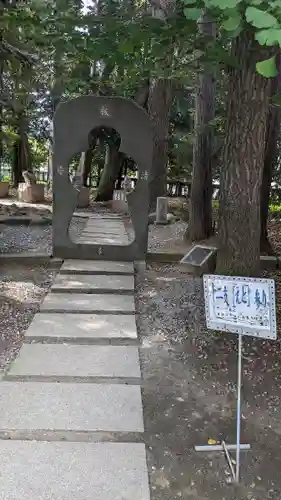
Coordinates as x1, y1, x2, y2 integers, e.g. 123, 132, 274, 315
235, 334, 243, 482
195, 333, 250, 483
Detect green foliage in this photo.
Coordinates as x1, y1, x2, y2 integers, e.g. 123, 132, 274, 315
245, 7, 278, 29
222, 12, 241, 31
184, 7, 202, 19
180, 0, 281, 77
256, 56, 278, 76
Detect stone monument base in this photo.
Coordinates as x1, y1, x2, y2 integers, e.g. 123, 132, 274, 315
0, 181, 9, 198
18, 183, 45, 203
77, 187, 90, 208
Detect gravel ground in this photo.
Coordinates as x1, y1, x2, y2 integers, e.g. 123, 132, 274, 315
0, 263, 58, 372
0, 217, 86, 254
126, 215, 281, 253
125, 218, 196, 252
136, 264, 281, 500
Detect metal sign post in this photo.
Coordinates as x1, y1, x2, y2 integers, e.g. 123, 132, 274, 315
236, 333, 242, 482
195, 275, 277, 483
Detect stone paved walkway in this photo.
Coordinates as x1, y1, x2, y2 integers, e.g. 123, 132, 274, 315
0, 214, 150, 500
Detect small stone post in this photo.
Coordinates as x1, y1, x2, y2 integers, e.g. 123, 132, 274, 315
123, 175, 132, 199
156, 196, 168, 225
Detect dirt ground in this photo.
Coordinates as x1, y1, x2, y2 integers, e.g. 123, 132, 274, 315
136, 264, 281, 500
0, 263, 58, 371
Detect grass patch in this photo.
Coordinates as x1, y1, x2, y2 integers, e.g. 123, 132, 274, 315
212, 200, 281, 213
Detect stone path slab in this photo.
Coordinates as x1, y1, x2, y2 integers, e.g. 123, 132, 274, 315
0, 382, 144, 432
0, 441, 150, 500
7, 344, 141, 379
24, 313, 138, 341
40, 292, 135, 313
84, 226, 125, 232
82, 229, 127, 236
77, 237, 128, 245
60, 259, 134, 274
51, 274, 134, 292
84, 221, 124, 227
83, 226, 124, 232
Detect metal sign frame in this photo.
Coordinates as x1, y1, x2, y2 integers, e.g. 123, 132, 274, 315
203, 275, 277, 340
196, 274, 277, 483
180, 245, 217, 266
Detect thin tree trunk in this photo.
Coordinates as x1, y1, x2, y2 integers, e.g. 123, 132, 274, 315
12, 113, 31, 187
95, 142, 121, 201
216, 30, 273, 276
260, 77, 281, 255
187, 12, 215, 241
82, 148, 93, 186
147, 77, 172, 211
82, 133, 98, 186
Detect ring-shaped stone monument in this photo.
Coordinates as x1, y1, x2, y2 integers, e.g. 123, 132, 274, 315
52, 96, 153, 261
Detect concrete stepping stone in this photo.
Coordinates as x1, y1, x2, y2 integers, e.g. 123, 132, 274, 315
24, 313, 138, 341
60, 259, 134, 275
0, 441, 150, 500
40, 293, 135, 313
84, 227, 125, 232
83, 225, 124, 232
0, 382, 144, 432
82, 230, 127, 236
7, 344, 141, 379
78, 237, 128, 245
51, 274, 134, 293
84, 221, 123, 226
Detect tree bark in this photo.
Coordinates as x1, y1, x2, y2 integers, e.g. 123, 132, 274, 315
12, 113, 31, 187
216, 30, 273, 276
0, 53, 3, 168
260, 78, 281, 255
82, 147, 94, 186
187, 12, 215, 241
95, 142, 121, 201
147, 77, 172, 211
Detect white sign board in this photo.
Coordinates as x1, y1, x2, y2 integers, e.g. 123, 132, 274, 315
203, 275, 277, 340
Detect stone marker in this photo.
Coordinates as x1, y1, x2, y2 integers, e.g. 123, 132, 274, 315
0, 382, 144, 432
40, 293, 135, 313
51, 274, 134, 293
124, 175, 132, 196
60, 260, 134, 275
156, 197, 168, 225
7, 344, 141, 379
24, 313, 138, 341
180, 245, 217, 276
0, 441, 150, 500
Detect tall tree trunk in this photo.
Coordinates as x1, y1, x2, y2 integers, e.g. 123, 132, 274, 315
260, 77, 281, 255
95, 142, 121, 201
147, 77, 172, 211
82, 148, 94, 186
81, 133, 98, 186
12, 113, 31, 187
0, 54, 3, 172
187, 12, 215, 241
216, 30, 273, 276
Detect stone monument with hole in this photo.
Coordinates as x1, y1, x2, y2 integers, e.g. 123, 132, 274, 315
52, 96, 153, 260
